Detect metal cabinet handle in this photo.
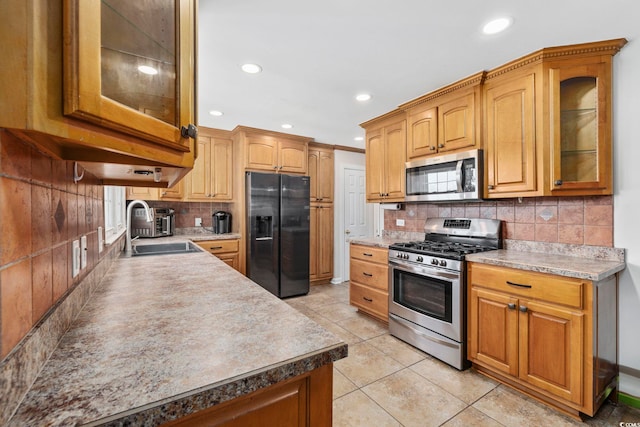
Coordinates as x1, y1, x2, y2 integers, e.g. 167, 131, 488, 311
519, 305, 528, 313
363, 297, 373, 302
210, 246, 223, 250
507, 303, 516, 310
180, 124, 198, 139
506, 280, 532, 289
363, 272, 373, 277
362, 253, 373, 257
438, 143, 444, 148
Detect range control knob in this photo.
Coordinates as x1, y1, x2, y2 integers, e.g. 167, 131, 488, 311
403, 254, 409, 259
396, 252, 402, 258
439, 260, 447, 267
431, 259, 439, 265
416, 256, 424, 263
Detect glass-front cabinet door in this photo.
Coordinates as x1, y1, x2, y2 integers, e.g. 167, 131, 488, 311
63, 0, 196, 151
550, 61, 611, 194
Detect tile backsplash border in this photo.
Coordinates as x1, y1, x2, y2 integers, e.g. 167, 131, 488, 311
0, 235, 124, 425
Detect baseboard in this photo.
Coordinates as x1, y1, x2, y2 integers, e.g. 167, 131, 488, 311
619, 392, 640, 409
330, 277, 343, 285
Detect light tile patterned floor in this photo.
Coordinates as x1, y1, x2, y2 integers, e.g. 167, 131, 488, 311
285, 282, 640, 427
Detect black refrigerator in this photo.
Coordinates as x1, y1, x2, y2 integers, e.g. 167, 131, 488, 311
245, 172, 310, 298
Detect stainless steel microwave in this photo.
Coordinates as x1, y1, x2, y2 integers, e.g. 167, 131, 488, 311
405, 149, 483, 202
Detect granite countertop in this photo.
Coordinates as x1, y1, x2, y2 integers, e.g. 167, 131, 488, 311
8, 244, 346, 426
350, 236, 625, 282
348, 236, 405, 248
466, 249, 625, 281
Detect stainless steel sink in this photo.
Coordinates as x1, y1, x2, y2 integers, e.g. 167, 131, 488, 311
131, 242, 202, 256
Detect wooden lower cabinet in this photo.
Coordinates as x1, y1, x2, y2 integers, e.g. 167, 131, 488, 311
196, 239, 240, 271
349, 244, 389, 322
467, 262, 618, 419
162, 364, 333, 427
310, 204, 333, 285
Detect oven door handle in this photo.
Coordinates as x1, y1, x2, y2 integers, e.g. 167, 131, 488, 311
389, 259, 459, 281
389, 313, 459, 349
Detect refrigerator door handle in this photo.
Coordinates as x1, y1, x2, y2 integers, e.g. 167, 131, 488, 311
255, 237, 273, 241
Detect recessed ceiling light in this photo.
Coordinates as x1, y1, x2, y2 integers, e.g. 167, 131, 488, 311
482, 17, 513, 35
209, 110, 223, 116
281, 124, 293, 129
138, 65, 158, 75
241, 63, 262, 74
355, 93, 372, 102
354, 136, 364, 142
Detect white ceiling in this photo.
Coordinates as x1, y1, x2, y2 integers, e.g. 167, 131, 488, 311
197, 0, 636, 149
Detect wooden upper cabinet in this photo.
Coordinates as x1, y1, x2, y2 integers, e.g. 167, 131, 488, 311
406, 107, 437, 160
0, 0, 197, 186
483, 38, 626, 198
363, 112, 406, 202
484, 70, 539, 197
245, 134, 309, 174
549, 60, 613, 195
64, 0, 196, 151
309, 145, 334, 203
402, 72, 483, 161
187, 130, 233, 201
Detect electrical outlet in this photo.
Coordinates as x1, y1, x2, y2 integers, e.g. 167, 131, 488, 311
195, 217, 202, 227
396, 219, 405, 227
80, 235, 87, 269
98, 226, 104, 253
72, 240, 80, 278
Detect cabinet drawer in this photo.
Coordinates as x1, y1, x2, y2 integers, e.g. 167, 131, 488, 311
350, 259, 388, 291
468, 263, 585, 309
350, 282, 388, 321
350, 244, 388, 264
196, 239, 239, 254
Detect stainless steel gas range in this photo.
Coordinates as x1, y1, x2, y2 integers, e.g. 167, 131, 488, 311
388, 218, 501, 370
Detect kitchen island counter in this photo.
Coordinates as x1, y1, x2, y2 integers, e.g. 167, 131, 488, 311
8, 246, 346, 426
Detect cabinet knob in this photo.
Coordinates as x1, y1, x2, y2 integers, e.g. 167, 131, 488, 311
507, 303, 516, 310
488, 185, 495, 190
279, 166, 283, 170
430, 146, 436, 151
555, 180, 563, 186
519, 305, 528, 313
180, 124, 198, 139
273, 166, 278, 170
438, 143, 444, 148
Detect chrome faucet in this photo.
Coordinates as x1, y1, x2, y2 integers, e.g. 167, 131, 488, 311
125, 200, 152, 255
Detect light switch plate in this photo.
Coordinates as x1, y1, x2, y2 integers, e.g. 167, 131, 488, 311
195, 217, 202, 227
396, 219, 405, 227
80, 235, 87, 269
72, 240, 80, 278
98, 226, 104, 253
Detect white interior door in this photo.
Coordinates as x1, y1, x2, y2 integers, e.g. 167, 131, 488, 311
343, 168, 370, 280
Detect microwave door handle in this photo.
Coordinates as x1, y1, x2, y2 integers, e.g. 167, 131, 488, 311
455, 160, 463, 192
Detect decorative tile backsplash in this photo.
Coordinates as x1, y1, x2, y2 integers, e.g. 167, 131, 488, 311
0, 130, 106, 359
383, 196, 614, 247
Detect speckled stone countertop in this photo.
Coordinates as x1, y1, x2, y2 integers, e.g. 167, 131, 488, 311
8, 245, 347, 426
466, 249, 625, 281
348, 236, 407, 248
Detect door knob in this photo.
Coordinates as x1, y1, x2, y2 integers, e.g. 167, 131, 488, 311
345, 230, 351, 234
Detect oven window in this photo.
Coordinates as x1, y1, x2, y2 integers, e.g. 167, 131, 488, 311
393, 268, 452, 322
